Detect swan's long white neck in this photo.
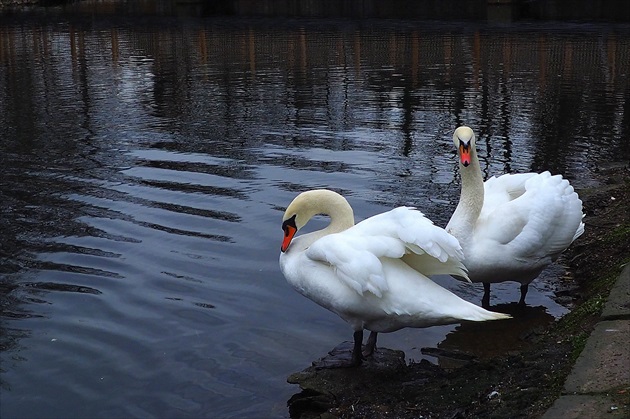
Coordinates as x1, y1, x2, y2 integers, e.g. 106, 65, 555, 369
286, 189, 355, 249
310, 201, 354, 244
447, 144, 485, 244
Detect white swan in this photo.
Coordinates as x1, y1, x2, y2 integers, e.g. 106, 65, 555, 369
446, 126, 585, 307
279, 189, 510, 367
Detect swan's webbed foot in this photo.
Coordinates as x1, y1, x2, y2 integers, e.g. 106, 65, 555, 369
482, 282, 491, 308
518, 284, 529, 306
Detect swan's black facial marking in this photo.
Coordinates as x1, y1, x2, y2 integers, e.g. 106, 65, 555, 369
281, 214, 298, 252
282, 215, 297, 237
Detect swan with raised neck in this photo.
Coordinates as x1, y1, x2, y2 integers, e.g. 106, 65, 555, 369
445, 126, 585, 307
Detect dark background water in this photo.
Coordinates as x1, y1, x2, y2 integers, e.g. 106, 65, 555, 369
1, 2, 629, 418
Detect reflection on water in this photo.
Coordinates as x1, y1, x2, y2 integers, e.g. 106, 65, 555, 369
426, 304, 554, 369
1, 4, 629, 418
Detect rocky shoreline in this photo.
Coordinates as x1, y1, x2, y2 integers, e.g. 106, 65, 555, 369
287, 162, 630, 418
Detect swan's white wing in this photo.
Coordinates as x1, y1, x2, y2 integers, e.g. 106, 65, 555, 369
352, 207, 465, 261
363, 208, 469, 280
477, 172, 584, 261
306, 207, 468, 297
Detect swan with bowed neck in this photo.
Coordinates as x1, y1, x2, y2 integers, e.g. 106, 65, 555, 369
446, 126, 585, 307
279, 189, 510, 367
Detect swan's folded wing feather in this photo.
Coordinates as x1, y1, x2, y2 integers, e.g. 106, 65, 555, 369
305, 207, 469, 296
306, 234, 404, 297
347, 207, 468, 279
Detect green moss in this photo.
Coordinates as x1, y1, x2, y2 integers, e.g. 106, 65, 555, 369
605, 224, 630, 244
555, 295, 600, 337
553, 218, 629, 361
569, 331, 590, 363
587, 257, 630, 298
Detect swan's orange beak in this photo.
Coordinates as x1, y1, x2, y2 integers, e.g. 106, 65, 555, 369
281, 215, 297, 253
459, 141, 471, 167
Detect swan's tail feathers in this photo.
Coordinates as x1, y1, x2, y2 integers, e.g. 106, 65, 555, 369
561, 180, 585, 245
464, 306, 512, 322
572, 215, 585, 242
527, 173, 585, 258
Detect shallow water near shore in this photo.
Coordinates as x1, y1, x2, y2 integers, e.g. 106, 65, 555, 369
1, 4, 629, 418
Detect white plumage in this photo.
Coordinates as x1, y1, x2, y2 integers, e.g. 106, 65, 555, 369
279, 189, 510, 367
446, 126, 585, 307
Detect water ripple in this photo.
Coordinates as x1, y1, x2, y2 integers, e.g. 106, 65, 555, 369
1, 14, 628, 419
22, 282, 103, 295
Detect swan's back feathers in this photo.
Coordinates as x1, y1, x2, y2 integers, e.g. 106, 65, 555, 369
476, 171, 585, 266
306, 207, 469, 297
480, 173, 536, 219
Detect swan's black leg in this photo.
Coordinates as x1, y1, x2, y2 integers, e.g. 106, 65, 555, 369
350, 330, 364, 366
312, 330, 364, 369
482, 282, 491, 308
363, 331, 378, 357
518, 284, 528, 306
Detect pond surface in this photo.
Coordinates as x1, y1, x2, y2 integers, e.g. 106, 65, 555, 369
1, 4, 629, 418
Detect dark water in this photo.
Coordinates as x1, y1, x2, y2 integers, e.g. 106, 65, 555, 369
1, 4, 629, 418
